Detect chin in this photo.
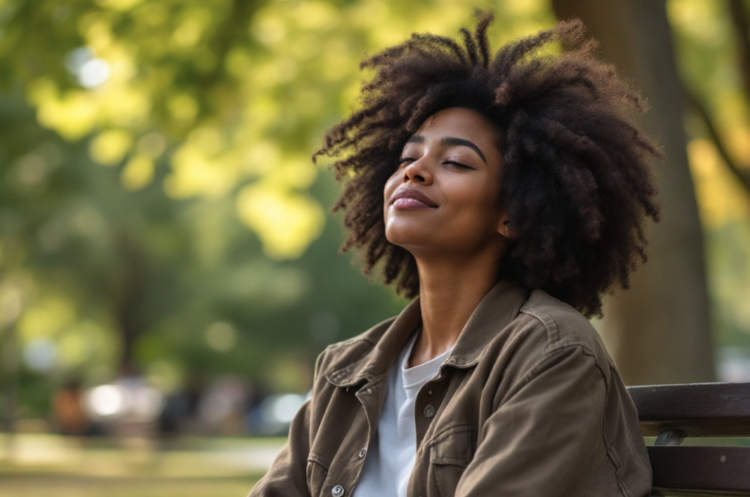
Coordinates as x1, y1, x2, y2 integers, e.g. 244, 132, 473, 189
385, 233, 443, 257
385, 232, 422, 252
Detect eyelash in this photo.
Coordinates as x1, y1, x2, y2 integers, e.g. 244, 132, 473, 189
397, 157, 473, 170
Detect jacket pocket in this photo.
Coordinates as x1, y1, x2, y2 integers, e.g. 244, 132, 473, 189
427, 424, 476, 497
306, 455, 329, 497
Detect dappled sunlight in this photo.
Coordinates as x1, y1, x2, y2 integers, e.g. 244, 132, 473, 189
171, 7, 212, 50
264, 157, 318, 190
18, 296, 77, 342
165, 135, 237, 197
120, 154, 155, 190
96, 84, 150, 127
688, 137, 750, 227
251, 9, 287, 48
668, 0, 725, 45
58, 321, 117, 372
95, 0, 144, 13
32, 85, 99, 141
725, 116, 750, 160
166, 93, 199, 125
714, 91, 750, 135
14, 0, 555, 261
235, 183, 324, 259
16, 293, 117, 375
89, 129, 133, 166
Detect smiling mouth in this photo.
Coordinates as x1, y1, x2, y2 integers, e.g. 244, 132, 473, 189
390, 188, 438, 209
392, 197, 437, 209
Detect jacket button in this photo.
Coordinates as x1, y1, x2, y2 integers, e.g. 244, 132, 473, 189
423, 404, 436, 418
358, 448, 367, 458
332, 484, 345, 497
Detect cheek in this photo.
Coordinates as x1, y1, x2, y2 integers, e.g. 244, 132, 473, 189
384, 170, 399, 191
446, 182, 501, 227
383, 174, 399, 206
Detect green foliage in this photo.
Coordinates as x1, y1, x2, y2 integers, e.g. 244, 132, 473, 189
0, 0, 555, 413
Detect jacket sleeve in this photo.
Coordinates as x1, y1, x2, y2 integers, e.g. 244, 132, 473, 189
454, 344, 620, 497
247, 350, 327, 497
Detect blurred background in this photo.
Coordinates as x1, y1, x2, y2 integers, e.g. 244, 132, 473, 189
0, 0, 748, 495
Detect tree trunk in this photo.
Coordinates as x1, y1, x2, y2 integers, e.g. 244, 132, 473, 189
1, 321, 18, 459
113, 232, 148, 375
551, 0, 715, 384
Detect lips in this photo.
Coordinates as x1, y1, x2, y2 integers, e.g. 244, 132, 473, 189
390, 188, 438, 208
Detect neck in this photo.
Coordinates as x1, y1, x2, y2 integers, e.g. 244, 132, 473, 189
407, 247, 503, 367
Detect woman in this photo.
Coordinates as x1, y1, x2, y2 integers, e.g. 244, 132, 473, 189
250, 11, 658, 497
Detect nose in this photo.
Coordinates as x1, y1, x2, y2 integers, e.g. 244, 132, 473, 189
403, 157, 433, 185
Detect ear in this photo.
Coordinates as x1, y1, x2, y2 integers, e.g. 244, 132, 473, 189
496, 211, 516, 239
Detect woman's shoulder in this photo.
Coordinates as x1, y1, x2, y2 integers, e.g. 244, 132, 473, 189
313, 314, 397, 380
503, 288, 614, 377
520, 289, 602, 344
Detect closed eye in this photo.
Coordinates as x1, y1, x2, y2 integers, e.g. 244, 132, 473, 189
444, 161, 473, 170
398, 158, 473, 170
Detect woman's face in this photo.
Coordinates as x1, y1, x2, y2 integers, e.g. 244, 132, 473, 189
383, 106, 509, 257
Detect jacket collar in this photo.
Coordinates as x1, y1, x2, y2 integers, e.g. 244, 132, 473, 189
326, 279, 530, 388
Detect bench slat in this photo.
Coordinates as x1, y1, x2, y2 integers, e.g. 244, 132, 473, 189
639, 419, 750, 437
649, 446, 750, 494
652, 490, 750, 496
628, 383, 750, 437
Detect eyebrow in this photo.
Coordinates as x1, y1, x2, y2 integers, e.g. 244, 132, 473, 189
406, 135, 487, 164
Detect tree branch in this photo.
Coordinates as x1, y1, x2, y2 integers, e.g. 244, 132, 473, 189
684, 89, 750, 195
729, 0, 750, 100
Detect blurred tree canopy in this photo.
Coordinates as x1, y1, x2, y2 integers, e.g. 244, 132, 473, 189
0, 0, 749, 418
0, 0, 554, 410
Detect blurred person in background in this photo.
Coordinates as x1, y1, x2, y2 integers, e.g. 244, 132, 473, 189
52, 379, 89, 436
157, 375, 204, 439
250, 10, 659, 497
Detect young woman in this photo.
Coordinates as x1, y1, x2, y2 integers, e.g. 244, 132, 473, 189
250, 11, 659, 497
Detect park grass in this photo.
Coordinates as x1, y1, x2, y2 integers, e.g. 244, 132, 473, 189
0, 473, 256, 497
0, 433, 283, 497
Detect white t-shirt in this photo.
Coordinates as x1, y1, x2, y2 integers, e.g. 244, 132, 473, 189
353, 332, 454, 497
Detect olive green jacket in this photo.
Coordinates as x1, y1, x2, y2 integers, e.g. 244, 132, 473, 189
249, 280, 652, 497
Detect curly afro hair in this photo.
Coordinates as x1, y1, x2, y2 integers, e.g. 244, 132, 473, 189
312, 11, 661, 318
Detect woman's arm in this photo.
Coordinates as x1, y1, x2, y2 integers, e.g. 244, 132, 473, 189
454, 344, 650, 497
247, 398, 312, 497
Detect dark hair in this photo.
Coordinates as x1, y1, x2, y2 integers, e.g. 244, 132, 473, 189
312, 11, 660, 318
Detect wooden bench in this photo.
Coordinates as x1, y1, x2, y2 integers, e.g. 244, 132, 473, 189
627, 382, 750, 496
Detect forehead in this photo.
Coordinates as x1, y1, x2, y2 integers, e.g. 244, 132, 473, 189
413, 107, 501, 143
